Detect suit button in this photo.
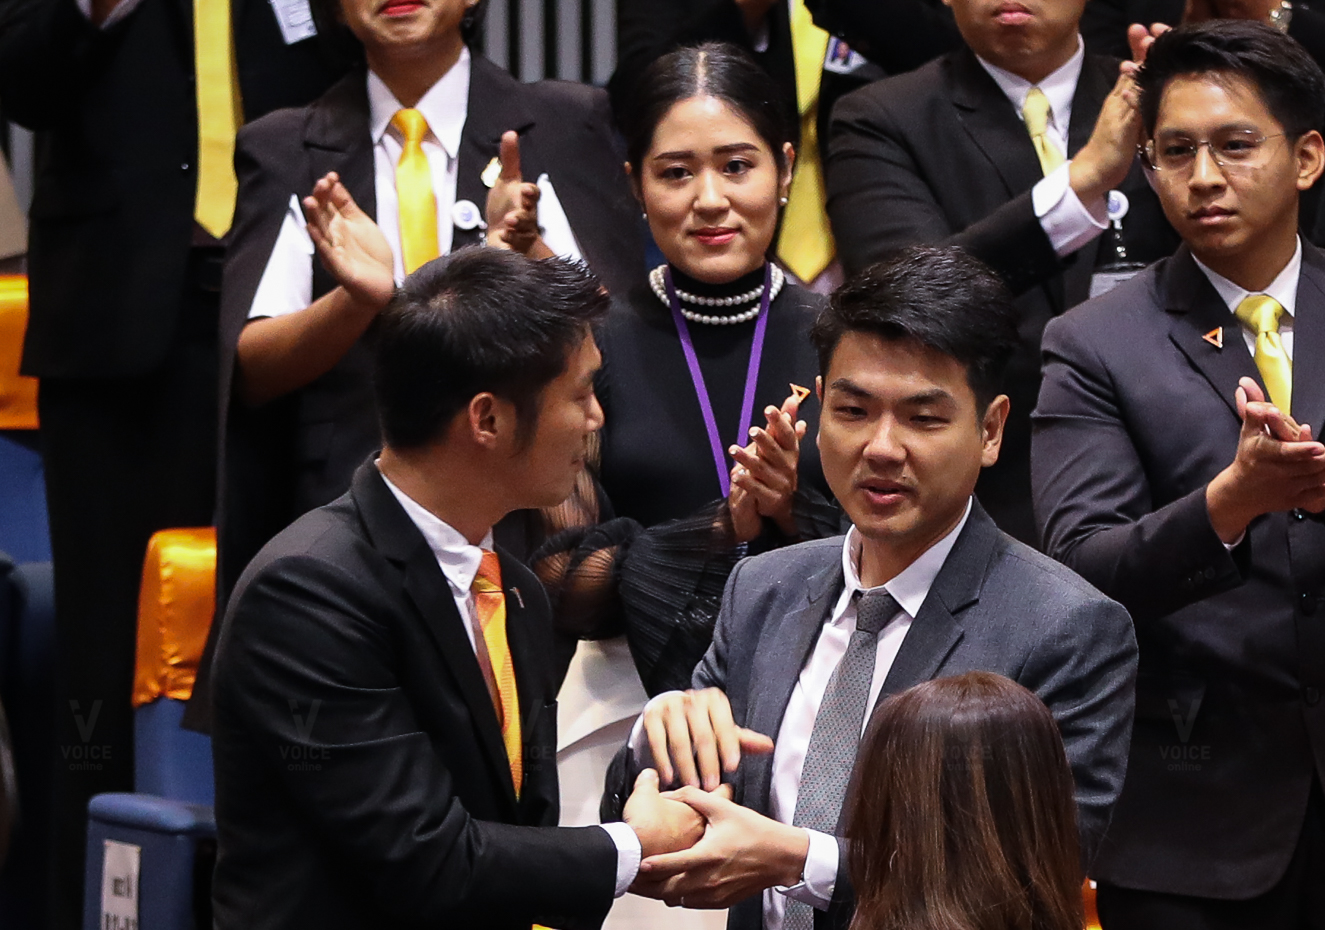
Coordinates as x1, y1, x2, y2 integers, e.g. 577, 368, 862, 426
181, 163, 190, 172
1294, 509, 1307, 521
1306, 687, 1320, 706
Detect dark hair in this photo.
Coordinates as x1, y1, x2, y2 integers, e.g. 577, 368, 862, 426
1139, 20, 1325, 139
845, 672, 1083, 930
374, 248, 609, 450
811, 247, 1018, 410
622, 42, 795, 175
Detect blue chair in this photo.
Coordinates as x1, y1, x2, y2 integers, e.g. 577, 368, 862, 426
134, 698, 214, 807
0, 431, 50, 565
81, 794, 215, 930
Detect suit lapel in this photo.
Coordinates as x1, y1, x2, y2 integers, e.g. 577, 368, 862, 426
876, 505, 1000, 703
1292, 243, 1325, 431
304, 72, 378, 219
454, 57, 538, 250
743, 554, 842, 813
1163, 247, 1261, 421
351, 463, 519, 812
947, 50, 1044, 202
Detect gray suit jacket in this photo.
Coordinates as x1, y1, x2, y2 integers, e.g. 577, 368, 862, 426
605, 502, 1137, 930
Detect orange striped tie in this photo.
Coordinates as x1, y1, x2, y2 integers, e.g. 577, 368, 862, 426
473, 550, 522, 795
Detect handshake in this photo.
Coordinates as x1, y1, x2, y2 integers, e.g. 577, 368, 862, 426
615, 689, 811, 909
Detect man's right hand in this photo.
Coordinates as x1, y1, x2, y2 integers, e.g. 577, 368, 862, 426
303, 171, 395, 312
622, 769, 706, 859
641, 688, 774, 791
1206, 377, 1325, 543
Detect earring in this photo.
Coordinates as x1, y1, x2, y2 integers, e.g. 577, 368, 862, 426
642, 211, 648, 220
779, 196, 789, 206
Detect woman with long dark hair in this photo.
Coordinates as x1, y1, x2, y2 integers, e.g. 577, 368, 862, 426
846, 672, 1084, 930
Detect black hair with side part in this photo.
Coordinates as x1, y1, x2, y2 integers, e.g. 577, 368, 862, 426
374, 248, 609, 450
622, 42, 795, 176
811, 247, 1018, 411
1138, 20, 1325, 139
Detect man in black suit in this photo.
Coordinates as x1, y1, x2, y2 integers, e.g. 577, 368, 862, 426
0, 0, 347, 922
604, 247, 1138, 930
824, 0, 1180, 544
1033, 21, 1325, 926
211, 248, 701, 929
181, 0, 642, 731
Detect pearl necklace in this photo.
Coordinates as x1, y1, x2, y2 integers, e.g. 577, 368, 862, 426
649, 264, 785, 325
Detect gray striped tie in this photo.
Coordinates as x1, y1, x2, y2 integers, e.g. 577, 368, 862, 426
783, 589, 899, 930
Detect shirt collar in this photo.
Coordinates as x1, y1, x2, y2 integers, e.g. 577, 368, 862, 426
840, 497, 973, 619
1192, 235, 1301, 322
976, 35, 1085, 136
377, 463, 493, 596
367, 45, 472, 159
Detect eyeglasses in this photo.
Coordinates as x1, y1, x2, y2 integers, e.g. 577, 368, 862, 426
1142, 131, 1287, 174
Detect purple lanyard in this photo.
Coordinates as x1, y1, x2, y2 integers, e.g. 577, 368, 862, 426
665, 264, 772, 498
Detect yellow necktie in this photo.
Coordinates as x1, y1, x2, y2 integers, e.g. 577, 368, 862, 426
193, 0, 242, 237
473, 550, 522, 796
1235, 294, 1293, 413
775, 0, 835, 284
391, 109, 440, 274
1022, 87, 1065, 177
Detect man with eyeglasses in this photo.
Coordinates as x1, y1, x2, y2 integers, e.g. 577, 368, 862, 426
1033, 20, 1325, 928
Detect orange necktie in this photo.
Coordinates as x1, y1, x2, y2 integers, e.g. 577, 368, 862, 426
391, 108, 440, 274
473, 550, 522, 795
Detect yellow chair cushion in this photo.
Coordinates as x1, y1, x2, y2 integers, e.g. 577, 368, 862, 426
133, 527, 217, 708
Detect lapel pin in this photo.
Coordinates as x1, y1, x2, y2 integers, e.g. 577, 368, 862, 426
789, 383, 811, 404
509, 586, 525, 609
481, 156, 501, 188
451, 200, 484, 231
1203, 327, 1224, 349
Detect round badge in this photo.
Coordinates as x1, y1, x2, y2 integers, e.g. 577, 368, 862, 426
451, 199, 482, 231
1106, 190, 1131, 224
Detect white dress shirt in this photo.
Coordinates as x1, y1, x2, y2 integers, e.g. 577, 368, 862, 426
976, 37, 1110, 258
247, 48, 583, 319
377, 465, 641, 897
1193, 235, 1299, 362
629, 498, 973, 928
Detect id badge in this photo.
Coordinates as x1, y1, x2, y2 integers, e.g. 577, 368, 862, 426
268, 0, 317, 44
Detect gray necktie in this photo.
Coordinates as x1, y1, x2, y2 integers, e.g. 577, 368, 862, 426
783, 589, 900, 930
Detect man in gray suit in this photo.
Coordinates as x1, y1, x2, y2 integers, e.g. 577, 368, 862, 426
610, 246, 1138, 929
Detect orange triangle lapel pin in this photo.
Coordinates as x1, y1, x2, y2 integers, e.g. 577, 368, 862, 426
789, 383, 812, 403
1203, 327, 1224, 349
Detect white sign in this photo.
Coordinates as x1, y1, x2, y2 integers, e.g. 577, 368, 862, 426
101, 840, 140, 930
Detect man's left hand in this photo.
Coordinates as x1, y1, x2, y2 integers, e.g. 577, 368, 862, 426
631, 787, 809, 909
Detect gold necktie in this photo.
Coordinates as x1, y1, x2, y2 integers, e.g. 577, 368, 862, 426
1235, 294, 1292, 413
1022, 87, 1065, 177
775, 0, 835, 284
193, 0, 242, 237
391, 109, 440, 274
473, 550, 522, 795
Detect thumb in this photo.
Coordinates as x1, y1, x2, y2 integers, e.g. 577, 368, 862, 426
738, 727, 775, 755
672, 784, 729, 820
634, 767, 661, 797
713, 782, 734, 801
1239, 376, 1266, 407
500, 130, 522, 182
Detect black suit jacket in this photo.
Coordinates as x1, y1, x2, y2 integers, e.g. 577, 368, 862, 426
1033, 244, 1325, 898
214, 58, 643, 617
825, 48, 1179, 544
605, 503, 1138, 929
0, 0, 347, 378
210, 459, 619, 929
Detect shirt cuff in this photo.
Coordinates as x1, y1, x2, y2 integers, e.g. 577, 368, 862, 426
600, 821, 642, 897
1032, 162, 1108, 257
76, 0, 145, 27
775, 829, 835, 908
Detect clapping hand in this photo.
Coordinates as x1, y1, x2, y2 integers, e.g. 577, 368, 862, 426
728, 390, 808, 543
303, 172, 395, 312
485, 131, 552, 258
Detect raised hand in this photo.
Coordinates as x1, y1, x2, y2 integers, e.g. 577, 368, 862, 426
632, 787, 808, 908
622, 769, 705, 860
1206, 377, 1325, 542
1069, 67, 1144, 204
484, 131, 550, 257
729, 391, 809, 538
1125, 21, 1172, 69
302, 172, 394, 311
640, 688, 774, 791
